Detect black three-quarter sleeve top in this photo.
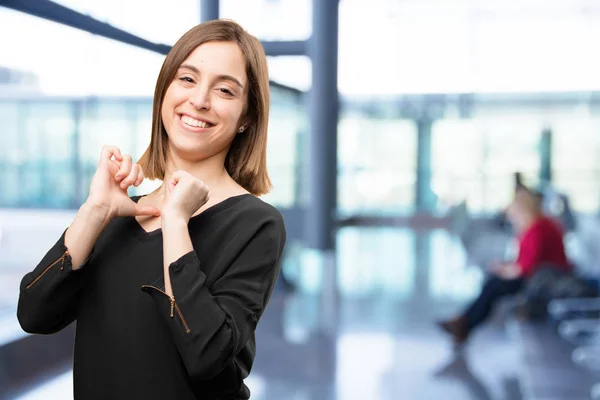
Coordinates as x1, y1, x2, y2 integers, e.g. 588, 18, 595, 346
16, 194, 287, 400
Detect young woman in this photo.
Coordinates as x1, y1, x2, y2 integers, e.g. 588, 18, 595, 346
17, 19, 286, 400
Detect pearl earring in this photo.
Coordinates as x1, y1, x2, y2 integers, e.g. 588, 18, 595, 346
238, 126, 245, 133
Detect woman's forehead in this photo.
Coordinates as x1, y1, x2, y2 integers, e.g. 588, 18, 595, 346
181, 42, 247, 84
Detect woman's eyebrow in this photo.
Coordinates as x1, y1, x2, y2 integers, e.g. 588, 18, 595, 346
178, 64, 244, 89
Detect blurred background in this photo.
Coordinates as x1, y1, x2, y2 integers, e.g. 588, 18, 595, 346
2, 0, 600, 399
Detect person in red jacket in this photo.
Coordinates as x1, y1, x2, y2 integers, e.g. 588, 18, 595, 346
438, 187, 570, 345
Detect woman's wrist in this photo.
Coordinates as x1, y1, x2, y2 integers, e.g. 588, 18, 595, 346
80, 201, 113, 228
161, 212, 189, 229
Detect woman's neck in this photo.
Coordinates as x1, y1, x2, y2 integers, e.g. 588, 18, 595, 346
163, 147, 232, 191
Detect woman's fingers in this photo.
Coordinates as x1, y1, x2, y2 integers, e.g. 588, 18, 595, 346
115, 154, 132, 182
134, 167, 145, 187
100, 145, 123, 165
134, 205, 161, 217
120, 163, 140, 189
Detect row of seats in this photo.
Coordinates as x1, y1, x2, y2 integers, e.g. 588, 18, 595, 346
447, 184, 600, 399
510, 214, 600, 400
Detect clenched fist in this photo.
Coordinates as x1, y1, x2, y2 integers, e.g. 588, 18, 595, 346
162, 170, 210, 223
85, 145, 161, 220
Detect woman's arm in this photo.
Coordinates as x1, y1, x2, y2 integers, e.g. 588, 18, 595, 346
65, 202, 112, 269
143, 216, 286, 380
161, 216, 194, 298
17, 202, 112, 334
17, 146, 159, 334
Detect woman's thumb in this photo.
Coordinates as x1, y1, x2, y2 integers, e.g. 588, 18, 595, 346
135, 205, 161, 217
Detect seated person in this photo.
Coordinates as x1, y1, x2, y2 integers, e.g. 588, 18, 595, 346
438, 187, 570, 345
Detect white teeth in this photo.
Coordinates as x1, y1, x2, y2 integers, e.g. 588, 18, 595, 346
181, 115, 210, 128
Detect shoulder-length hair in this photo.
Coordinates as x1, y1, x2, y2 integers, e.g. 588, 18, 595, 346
138, 19, 272, 196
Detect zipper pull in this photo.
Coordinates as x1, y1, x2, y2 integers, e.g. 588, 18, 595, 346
170, 297, 175, 318
60, 251, 68, 271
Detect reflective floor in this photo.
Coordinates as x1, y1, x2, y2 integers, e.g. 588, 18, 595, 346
5, 227, 525, 400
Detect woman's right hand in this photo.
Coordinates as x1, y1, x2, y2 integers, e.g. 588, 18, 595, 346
85, 145, 161, 220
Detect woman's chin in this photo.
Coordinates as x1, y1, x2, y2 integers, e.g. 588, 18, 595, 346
169, 140, 209, 159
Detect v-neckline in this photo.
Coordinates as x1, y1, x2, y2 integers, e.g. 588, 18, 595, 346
129, 193, 252, 241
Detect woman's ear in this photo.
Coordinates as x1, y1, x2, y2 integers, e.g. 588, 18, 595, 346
238, 117, 251, 134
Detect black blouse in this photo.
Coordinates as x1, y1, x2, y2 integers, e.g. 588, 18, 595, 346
17, 194, 286, 399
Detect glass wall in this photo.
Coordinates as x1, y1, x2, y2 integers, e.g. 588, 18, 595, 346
3, 5, 600, 217
221, 0, 311, 41
0, 7, 164, 97
428, 101, 600, 216
337, 114, 417, 216
431, 116, 542, 214
0, 89, 305, 209
337, 1, 600, 96
261, 85, 307, 208
6, 93, 598, 216
551, 118, 600, 213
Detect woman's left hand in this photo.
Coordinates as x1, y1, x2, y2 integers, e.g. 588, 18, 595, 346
162, 170, 210, 223
493, 264, 522, 280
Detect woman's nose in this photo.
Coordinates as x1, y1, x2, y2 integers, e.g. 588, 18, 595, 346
189, 88, 211, 110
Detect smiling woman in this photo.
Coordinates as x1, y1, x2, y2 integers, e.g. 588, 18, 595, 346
17, 19, 286, 400
138, 20, 271, 197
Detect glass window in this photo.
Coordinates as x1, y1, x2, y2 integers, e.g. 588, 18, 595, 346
262, 86, 307, 208
339, 2, 472, 96
54, 0, 200, 44
551, 118, 600, 212
431, 119, 484, 212
0, 7, 164, 97
0, 86, 304, 209
267, 56, 311, 92
479, 116, 542, 210
337, 2, 600, 95
0, 102, 22, 207
0, 101, 77, 208
220, 0, 311, 41
432, 117, 542, 214
338, 114, 417, 216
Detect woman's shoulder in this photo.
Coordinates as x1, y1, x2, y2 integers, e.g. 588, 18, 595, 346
196, 195, 286, 246
230, 194, 285, 225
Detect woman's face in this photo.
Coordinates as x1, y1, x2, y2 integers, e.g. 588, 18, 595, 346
161, 41, 248, 161
506, 200, 524, 228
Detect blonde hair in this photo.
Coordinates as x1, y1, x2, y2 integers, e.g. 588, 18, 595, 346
138, 19, 272, 195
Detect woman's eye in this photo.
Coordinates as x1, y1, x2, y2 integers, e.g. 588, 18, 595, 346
218, 88, 234, 96
179, 77, 195, 83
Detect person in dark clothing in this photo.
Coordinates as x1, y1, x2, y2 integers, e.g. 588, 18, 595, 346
17, 20, 286, 400
438, 187, 569, 345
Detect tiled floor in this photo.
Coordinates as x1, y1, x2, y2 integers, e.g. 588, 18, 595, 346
248, 292, 522, 400
4, 227, 525, 400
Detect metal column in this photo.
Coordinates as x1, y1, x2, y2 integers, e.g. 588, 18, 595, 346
200, 0, 219, 23
306, 0, 339, 251
416, 117, 434, 213
540, 127, 553, 186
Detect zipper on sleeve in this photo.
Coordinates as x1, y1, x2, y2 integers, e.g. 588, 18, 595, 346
25, 250, 70, 290
141, 285, 191, 334
173, 300, 191, 333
